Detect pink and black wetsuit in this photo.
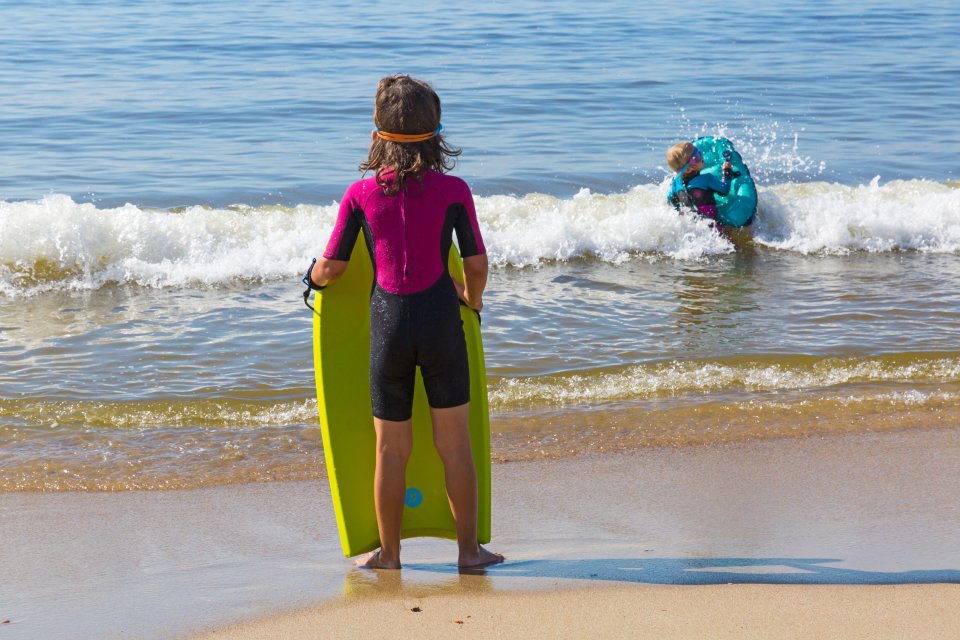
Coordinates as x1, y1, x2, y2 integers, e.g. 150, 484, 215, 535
323, 169, 486, 421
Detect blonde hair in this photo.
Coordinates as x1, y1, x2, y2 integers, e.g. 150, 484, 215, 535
666, 141, 695, 172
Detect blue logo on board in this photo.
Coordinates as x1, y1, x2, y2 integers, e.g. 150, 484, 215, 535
405, 488, 423, 508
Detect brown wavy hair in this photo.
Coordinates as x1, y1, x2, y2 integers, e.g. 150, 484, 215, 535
360, 74, 461, 195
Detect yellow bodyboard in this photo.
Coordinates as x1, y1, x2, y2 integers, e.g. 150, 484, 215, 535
311, 240, 491, 557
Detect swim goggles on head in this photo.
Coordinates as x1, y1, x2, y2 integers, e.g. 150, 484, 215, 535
677, 145, 703, 174
375, 123, 443, 143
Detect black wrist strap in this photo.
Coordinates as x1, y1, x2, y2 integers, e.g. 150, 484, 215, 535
302, 259, 325, 314
302, 258, 326, 291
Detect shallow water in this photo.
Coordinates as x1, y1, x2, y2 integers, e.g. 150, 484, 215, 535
2, 249, 959, 489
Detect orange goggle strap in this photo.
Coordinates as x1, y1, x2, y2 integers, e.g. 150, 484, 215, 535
375, 123, 443, 143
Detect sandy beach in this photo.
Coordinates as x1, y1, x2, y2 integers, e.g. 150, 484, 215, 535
2, 426, 958, 639
196, 584, 960, 640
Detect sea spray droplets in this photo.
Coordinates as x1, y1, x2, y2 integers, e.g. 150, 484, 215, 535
729, 123, 826, 182
669, 119, 825, 182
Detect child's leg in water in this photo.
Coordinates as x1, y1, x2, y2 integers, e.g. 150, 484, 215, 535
430, 403, 504, 568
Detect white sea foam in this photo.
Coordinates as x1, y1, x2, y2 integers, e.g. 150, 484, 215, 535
489, 357, 960, 409
755, 178, 960, 254
0, 195, 339, 295
0, 397, 319, 430
2, 178, 959, 294
477, 186, 731, 266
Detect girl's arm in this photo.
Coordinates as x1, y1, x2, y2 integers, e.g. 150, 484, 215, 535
309, 258, 349, 287
461, 254, 488, 312
703, 169, 732, 196
453, 183, 487, 311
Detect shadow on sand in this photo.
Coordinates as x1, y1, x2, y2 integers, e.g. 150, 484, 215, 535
407, 557, 960, 585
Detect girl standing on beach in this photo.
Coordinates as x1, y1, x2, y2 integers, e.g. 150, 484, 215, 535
305, 75, 503, 570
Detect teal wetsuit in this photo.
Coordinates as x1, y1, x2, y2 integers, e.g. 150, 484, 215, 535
667, 170, 731, 221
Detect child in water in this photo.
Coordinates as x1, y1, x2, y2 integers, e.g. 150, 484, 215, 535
666, 141, 733, 230
304, 75, 503, 570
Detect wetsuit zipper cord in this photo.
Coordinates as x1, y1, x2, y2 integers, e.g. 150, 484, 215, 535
400, 188, 408, 278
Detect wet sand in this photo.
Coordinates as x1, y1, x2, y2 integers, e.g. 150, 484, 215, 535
2, 427, 959, 639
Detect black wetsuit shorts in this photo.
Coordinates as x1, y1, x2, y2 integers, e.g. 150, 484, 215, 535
369, 275, 470, 421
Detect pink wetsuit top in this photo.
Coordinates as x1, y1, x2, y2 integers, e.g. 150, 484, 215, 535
323, 170, 486, 295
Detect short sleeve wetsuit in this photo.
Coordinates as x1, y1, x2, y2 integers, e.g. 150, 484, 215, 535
667, 170, 731, 221
324, 169, 486, 422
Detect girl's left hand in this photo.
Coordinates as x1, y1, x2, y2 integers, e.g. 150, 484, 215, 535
453, 279, 482, 311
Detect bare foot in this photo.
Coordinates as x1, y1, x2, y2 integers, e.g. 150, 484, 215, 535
354, 549, 401, 570
458, 545, 504, 569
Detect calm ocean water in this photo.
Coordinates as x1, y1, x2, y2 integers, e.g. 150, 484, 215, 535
1, 1, 959, 490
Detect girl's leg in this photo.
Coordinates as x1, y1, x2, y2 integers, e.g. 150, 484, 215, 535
357, 417, 412, 569
430, 402, 503, 568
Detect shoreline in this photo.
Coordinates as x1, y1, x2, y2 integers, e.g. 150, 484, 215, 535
2, 427, 958, 639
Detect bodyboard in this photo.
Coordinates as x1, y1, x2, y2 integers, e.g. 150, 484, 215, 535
311, 240, 491, 557
693, 136, 758, 227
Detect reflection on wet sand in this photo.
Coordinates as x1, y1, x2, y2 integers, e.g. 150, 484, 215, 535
343, 564, 495, 600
